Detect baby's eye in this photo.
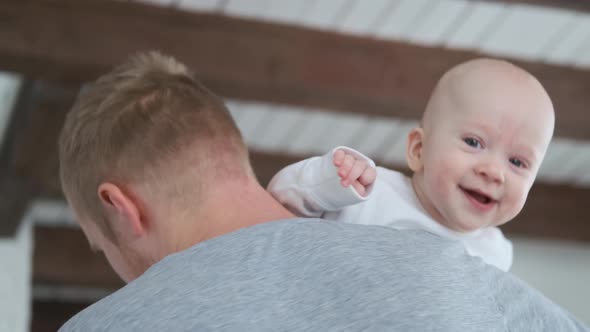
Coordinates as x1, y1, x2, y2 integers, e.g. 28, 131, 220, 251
463, 137, 482, 149
509, 158, 525, 168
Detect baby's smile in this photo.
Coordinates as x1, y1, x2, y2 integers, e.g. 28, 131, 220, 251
459, 185, 498, 212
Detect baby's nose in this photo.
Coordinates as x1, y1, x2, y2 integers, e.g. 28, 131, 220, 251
476, 162, 505, 184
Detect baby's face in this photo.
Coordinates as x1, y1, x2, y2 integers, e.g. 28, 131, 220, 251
412, 65, 554, 232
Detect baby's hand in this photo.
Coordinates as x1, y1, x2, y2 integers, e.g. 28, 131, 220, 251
333, 149, 376, 197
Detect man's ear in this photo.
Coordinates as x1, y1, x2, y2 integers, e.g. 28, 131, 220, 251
406, 127, 425, 172
98, 183, 146, 238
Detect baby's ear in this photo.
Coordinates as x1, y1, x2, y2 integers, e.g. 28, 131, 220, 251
406, 127, 424, 172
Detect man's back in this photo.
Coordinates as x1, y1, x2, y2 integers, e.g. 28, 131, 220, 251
61, 219, 587, 331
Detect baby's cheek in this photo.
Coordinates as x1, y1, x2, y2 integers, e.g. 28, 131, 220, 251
516, 184, 530, 210
425, 162, 452, 200
506, 182, 529, 220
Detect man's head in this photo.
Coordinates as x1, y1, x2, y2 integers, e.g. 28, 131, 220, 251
59, 52, 254, 281
406, 58, 555, 232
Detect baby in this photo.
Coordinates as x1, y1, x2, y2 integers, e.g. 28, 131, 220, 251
268, 58, 555, 271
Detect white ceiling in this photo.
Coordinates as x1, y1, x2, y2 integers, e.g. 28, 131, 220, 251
135, 0, 590, 67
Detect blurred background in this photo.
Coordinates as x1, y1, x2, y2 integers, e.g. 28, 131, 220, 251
1, 0, 589, 330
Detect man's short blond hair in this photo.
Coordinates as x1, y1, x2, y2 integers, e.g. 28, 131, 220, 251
59, 51, 252, 238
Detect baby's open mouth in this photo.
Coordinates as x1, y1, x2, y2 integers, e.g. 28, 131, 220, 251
460, 186, 494, 205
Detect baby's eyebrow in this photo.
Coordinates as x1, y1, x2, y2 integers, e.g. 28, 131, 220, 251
514, 146, 538, 164
462, 122, 495, 137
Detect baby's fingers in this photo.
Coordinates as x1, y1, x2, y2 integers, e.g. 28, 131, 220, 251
358, 167, 377, 186
351, 180, 367, 197
342, 161, 366, 187
333, 149, 346, 167
337, 154, 356, 180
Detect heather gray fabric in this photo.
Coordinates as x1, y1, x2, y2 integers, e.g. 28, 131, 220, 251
60, 219, 588, 331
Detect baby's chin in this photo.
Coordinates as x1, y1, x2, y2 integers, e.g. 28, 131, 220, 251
442, 214, 491, 233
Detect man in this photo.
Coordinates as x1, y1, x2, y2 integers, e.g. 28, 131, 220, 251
58, 52, 588, 331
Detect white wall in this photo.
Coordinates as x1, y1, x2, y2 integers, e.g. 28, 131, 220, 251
511, 236, 590, 325
0, 219, 32, 332
0, 72, 28, 332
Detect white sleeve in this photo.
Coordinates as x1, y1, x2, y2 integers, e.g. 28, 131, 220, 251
267, 146, 376, 217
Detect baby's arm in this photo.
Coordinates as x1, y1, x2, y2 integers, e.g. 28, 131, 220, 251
267, 147, 376, 217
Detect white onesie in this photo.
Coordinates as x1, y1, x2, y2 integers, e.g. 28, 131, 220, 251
268, 146, 513, 271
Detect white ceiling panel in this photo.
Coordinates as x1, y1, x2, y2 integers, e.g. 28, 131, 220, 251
30, 200, 77, 228
223, 0, 270, 18
350, 118, 399, 160
376, 0, 431, 41
226, 99, 590, 186
241, 107, 282, 150
261, 0, 314, 24
575, 166, 590, 186
177, 0, 223, 12
336, 0, 394, 35
299, 0, 352, 30
480, 5, 575, 60
445, 2, 507, 49
231, 102, 273, 147
307, 113, 368, 152
538, 139, 590, 184
537, 139, 581, 182
225, 100, 246, 123
286, 111, 338, 155
558, 143, 590, 182
574, 42, 590, 67
408, 0, 471, 46
542, 16, 590, 65
252, 106, 309, 152
380, 121, 417, 165
133, 0, 590, 70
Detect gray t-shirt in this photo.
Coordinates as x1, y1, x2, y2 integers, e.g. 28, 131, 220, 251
60, 219, 588, 331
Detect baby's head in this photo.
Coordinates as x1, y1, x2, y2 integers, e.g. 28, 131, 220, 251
406, 58, 554, 232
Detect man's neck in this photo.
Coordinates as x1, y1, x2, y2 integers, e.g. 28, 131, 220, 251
170, 177, 296, 253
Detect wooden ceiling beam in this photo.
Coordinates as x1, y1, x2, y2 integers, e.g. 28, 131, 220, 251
480, 0, 590, 13
0, 1, 589, 139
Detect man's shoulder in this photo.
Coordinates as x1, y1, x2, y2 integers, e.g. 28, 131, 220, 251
204, 218, 453, 250
59, 219, 510, 331
269, 218, 456, 254
58, 290, 129, 331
